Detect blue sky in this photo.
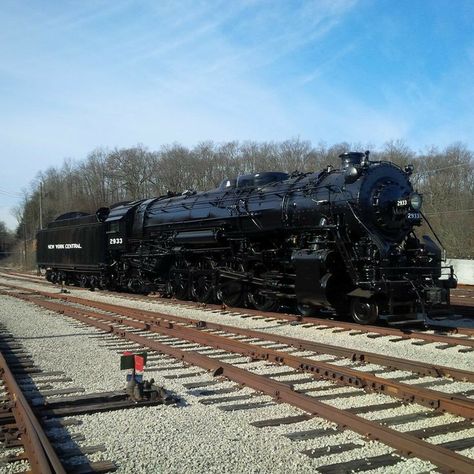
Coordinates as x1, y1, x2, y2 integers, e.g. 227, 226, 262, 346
1, 0, 473, 229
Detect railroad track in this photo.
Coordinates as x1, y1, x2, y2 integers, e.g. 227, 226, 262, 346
1, 281, 474, 369
3, 279, 474, 356
2, 272, 474, 336
451, 286, 474, 318
452, 285, 474, 303
0, 336, 66, 473
146, 294, 474, 342
1, 269, 474, 336
0, 269, 44, 281
2, 285, 474, 473
2, 273, 474, 356
0, 293, 179, 473
0, 324, 118, 473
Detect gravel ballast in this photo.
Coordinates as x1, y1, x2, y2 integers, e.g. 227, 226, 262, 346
0, 278, 473, 472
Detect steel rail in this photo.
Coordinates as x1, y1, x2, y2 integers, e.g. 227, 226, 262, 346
110, 299, 474, 335
111, 302, 474, 337
180, 301, 474, 345
1, 270, 43, 281
1, 279, 473, 347
0, 352, 66, 474
10, 295, 474, 473
142, 294, 474, 341
14, 293, 474, 420
27, 289, 474, 383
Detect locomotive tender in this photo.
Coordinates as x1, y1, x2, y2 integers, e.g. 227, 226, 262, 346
37, 151, 457, 324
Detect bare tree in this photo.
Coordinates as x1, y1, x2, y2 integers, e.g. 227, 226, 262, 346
13, 140, 474, 259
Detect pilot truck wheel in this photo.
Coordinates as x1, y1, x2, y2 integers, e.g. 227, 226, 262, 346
350, 297, 378, 325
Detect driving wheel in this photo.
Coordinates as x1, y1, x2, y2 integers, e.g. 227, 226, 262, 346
168, 263, 189, 300
217, 262, 246, 307
191, 259, 216, 303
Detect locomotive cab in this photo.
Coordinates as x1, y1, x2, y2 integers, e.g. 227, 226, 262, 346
105, 202, 135, 250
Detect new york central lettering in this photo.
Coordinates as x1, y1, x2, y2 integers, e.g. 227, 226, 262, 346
47, 243, 82, 249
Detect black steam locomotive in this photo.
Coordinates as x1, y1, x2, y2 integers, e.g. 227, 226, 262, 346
37, 151, 456, 324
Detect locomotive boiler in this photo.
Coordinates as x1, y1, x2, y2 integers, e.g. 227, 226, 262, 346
37, 151, 457, 324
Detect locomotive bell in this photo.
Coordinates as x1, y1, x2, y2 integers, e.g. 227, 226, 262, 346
344, 165, 359, 183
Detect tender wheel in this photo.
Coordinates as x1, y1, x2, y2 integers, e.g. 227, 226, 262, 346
191, 259, 216, 303
168, 263, 189, 300
90, 275, 102, 290
350, 297, 379, 325
79, 275, 89, 288
98, 275, 108, 290
217, 262, 246, 307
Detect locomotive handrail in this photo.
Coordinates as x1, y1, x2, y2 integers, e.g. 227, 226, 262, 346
328, 186, 377, 285
379, 265, 453, 270
241, 194, 264, 230
420, 211, 447, 262
333, 225, 358, 284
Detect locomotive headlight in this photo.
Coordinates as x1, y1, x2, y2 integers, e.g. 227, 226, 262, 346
410, 193, 422, 210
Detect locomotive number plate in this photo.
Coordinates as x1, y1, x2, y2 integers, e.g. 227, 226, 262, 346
109, 237, 124, 245
407, 212, 421, 220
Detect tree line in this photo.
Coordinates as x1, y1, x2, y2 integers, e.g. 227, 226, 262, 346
0, 221, 15, 262
4, 139, 474, 266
